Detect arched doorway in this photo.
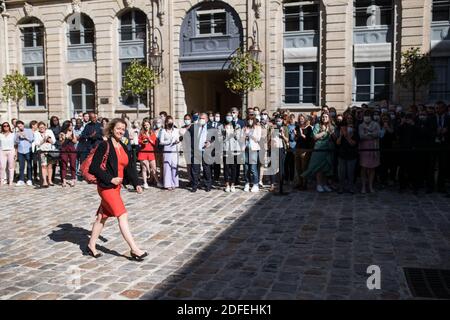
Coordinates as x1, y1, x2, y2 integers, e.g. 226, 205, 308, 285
179, 1, 243, 115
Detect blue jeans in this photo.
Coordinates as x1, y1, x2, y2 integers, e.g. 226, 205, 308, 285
18, 152, 32, 182
244, 149, 259, 185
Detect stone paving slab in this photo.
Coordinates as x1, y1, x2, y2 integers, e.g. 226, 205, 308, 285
0, 176, 450, 300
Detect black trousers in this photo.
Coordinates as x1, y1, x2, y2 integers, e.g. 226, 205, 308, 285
284, 150, 295, 182
224, 156, 238, 184
191, 159, 212, 190
212, 163, 221, 182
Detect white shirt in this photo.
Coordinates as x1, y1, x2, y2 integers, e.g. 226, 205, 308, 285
160, 128, 180, 147
0, 132, 15, 151
34, 129, 56, 150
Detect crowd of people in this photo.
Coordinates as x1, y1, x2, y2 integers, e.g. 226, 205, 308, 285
1, 100, 450, 196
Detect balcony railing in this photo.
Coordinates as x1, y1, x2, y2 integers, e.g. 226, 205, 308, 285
353, 25, 392, 44
22, 47, 44, 64
284, 30, 319, 49
68, 43, 94, 62
119, 40, 146, 60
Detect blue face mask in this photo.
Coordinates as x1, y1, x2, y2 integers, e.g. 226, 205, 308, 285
192, 115, 199, 122
226, 116, 233, 123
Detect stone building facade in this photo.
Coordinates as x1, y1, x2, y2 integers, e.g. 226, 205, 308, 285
0, 0, 449, 123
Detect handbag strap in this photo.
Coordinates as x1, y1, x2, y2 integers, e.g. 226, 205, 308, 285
100, 140, 110, 170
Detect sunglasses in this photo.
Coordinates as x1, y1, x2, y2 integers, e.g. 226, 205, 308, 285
2, 125, 9, 127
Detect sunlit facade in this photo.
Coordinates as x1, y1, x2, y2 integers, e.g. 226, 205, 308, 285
0, 0, 448, 123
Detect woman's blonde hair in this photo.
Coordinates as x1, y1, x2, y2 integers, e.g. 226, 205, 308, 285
104, 118, 127, 138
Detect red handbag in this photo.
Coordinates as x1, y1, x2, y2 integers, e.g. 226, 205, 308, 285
80, 141, 110, 184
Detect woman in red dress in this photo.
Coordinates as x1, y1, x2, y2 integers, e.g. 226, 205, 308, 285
137, 119, 158, 189
87, 118, 147, 261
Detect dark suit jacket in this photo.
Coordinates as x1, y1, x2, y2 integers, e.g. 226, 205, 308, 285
88, 138, 138, 189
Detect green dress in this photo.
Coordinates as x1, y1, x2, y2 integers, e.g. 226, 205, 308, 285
301, 123, 334, 178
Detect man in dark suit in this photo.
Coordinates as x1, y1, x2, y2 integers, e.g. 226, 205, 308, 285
77, 112, 103, 164
188, 113, 215, 192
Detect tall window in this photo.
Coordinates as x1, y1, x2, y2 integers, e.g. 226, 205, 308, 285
21, 21, 45, 108
354, 63, 390, 102
284, 3, 319, 32
70, 80, 95, 113
432, 0, 450, 22
284, 63, 318, 104
120, 10, 146, 41
196, 9, 227, 35
120, 60, 147, 106
119, 10, 147, 106
430, 57, 450, 101
68, 14, 94, 45
354, 0, 392, 27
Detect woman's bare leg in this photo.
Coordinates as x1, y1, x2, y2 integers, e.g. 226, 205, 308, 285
141, 160, 148, 184
41, 166, 48, 186
47, 164, 53, 184
149, 160, 157, 183
88, 214, 108, 255
117, 213, 144, 255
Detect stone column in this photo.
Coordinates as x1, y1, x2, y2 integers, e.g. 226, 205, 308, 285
323, 0, 353, 111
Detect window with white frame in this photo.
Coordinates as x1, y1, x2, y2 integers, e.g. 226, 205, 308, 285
22, 26, 43, 48
284, 3, 319, 32
196, 9, 227, 35
432, 0, 450, 22
21, 22, 46, 108
430, 57, 450, 101
67, 14, 94, 45
284, 63, 318, 105
354, 0, 392, 27
354, 62, 390, 102
120, 10, 147, 41
70, 80, 95, 113
24, 64, 45, 107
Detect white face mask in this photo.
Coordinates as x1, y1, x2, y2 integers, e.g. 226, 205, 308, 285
255, 115, 261, 121
232, 113, 238, 120
184, 119, 191, 126
215, 116, 220, 122
261, 114, 268, 121
199, 119, 206, 126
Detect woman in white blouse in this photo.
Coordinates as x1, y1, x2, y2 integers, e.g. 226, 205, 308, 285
0, 122, 16, 186
35, 121, 56, 187
241, 113, 262, 192
159, 116, 180, 191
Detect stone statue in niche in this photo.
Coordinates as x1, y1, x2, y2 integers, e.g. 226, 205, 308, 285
366, 5, 381, 27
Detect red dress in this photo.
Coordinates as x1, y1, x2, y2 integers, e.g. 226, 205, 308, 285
96, 144, 129, 219
137, 131, 157, 161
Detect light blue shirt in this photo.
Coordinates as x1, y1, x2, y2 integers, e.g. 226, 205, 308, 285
15, 128, 34, 154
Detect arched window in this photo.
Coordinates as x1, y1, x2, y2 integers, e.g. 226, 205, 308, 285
70, 80, 95, 113
120, 10, 146, 41
67, 13, 95, 62
19, 17, 46, 108
118, 9, 147, 107
68, 13, 94, 45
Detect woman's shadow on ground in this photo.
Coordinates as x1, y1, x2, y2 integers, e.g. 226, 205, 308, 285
48, 223, 129, 259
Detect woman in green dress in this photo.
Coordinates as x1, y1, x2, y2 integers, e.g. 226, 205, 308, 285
302, 113, 336, 192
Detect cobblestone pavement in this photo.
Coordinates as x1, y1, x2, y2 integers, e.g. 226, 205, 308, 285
1, 172, 450, 300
